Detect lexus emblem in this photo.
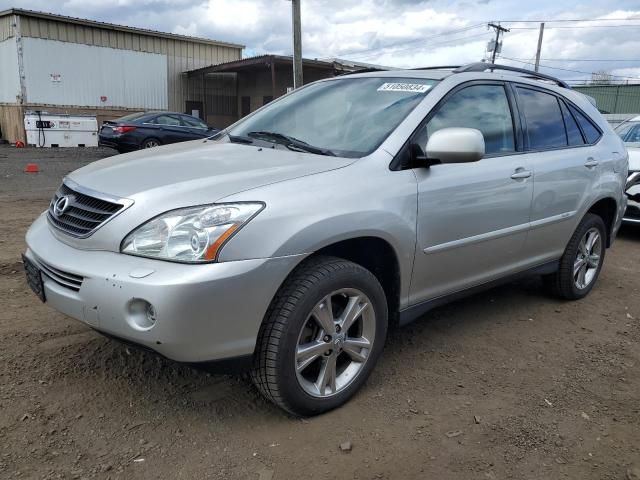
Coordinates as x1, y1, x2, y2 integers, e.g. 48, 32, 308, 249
53, 195, 72, 217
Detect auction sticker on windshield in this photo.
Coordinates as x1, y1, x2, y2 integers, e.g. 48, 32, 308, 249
377, 83, 431, 93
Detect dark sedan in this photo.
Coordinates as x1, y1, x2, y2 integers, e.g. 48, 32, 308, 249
99, 111, 219, 153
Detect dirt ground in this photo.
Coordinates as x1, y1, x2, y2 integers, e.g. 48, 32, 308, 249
1, 145, 639, 480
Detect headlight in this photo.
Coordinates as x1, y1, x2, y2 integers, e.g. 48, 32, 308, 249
121, 203, 264, 263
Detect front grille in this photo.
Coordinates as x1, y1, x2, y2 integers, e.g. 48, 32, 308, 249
33, 255, 84, 292
47, 182, 128, 238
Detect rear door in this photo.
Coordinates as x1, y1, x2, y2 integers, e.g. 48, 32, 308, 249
410, 82, 534, 303
151, 114, 187, 144
513, 85, 603, 263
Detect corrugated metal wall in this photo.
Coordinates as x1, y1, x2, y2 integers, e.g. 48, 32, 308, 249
0, 13, 14, 41
16, 14, 242, 111
574, 85, 640, 114
0, 38, 19, 103
22, 37, 167, 108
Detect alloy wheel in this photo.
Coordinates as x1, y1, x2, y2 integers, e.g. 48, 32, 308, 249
295, 288, 376, 398
574, 227, 602, 290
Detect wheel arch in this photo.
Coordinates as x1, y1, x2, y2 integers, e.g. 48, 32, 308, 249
263, 235, 404, 329
586, 197, 618, 247
312, 236, 402, 326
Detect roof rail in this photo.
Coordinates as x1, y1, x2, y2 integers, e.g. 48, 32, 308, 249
412, 66, 461, 71
337, 67, 394, 76
453, 63, 570, 89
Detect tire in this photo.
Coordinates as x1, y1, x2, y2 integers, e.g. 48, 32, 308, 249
544, 213, 606, 300
141, 138, 161, 149
251, 256, 388, 416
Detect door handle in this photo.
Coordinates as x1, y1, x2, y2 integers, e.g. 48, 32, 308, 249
584, 158, 599, 168
511, 170, 532, 180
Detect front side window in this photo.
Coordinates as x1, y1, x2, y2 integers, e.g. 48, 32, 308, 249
154, 115, 181, 126
417, 84, 515, 155
182, 115, 208, 129
516, 87, 567, 150
228, 77, 437, 158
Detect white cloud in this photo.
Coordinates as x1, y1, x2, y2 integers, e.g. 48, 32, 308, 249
2, 0, 640, 82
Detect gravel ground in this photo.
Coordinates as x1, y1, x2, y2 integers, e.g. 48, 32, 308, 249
0, 145, 639, 480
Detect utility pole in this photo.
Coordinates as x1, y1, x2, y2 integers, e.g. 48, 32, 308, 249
488, 23, 509, 64
291, 0, 303, 89
534, 22, 545, 72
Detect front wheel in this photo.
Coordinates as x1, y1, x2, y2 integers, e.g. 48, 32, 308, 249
544, 213, 606, 300
251, 256, 388, 416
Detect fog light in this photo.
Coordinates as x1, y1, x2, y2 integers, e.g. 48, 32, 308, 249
127, 298, 157, 331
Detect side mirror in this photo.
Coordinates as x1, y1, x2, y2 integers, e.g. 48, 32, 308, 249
425, 127, 485, 164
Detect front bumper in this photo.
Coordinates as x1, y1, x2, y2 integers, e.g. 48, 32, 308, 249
624, 172, 640, 224
25, 214, 304, 363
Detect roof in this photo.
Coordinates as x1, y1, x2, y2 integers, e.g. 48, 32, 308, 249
0, 8, 244, 49
185, 54, 388, 76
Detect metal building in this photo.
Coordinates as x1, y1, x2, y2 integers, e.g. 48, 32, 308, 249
0, 8, 243, 142
573, 84, 640, 115
184, 55, 385, 127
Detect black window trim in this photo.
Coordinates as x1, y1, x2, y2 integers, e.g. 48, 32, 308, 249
390, 79, 522, 171
148, 114, 190, 128
558, 99, 587, 145
565, 101, 603, 146
390, 79, 604, 171
179, 114, 208, 129
511, 82, 603, 153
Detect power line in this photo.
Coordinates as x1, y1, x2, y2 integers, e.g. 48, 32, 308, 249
492, 17, 640, 22
319, 23, 487, 60
348, 32, 491, 61
501, 57, 640, 80
324, 24, 488, 58
508, 24, 640, 29
510, 57, 640, 62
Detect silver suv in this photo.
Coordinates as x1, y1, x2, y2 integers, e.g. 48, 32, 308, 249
24, 64, 628, 416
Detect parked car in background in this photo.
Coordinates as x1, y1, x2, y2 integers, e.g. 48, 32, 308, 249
25, 64, 628, 416
614, 117, 640, 224
99, 111, 219, 153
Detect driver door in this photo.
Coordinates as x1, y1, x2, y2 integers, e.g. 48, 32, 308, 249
409, 82, 534, 303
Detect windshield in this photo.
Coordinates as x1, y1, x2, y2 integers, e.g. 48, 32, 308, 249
228, 77, 437, 157
615, 121, 640, 143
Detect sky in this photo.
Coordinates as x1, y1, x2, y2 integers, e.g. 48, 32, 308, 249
2, 0, 640, 83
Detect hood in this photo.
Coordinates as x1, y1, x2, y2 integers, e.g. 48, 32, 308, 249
628, 146, 640, 172
69, 140, 354, 204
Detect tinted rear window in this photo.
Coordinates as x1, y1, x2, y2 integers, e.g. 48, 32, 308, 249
517, 87, 567, 150
569, 105, 601, 144
560, 101, 585, 146
116, 112, 147, 122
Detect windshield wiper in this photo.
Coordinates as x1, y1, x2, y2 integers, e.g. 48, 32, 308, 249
228, 133, 254, 144
205, 130, 254, 144
247, 131, 336, 156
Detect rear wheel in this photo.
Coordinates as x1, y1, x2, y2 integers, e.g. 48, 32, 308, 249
544, 213, 606, 300
142, 138, 161, 149
251, 256, 388, 416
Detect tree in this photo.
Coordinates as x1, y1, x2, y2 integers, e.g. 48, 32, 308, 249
590, 70, 613, 85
